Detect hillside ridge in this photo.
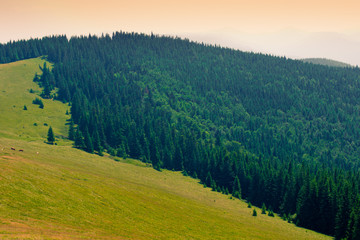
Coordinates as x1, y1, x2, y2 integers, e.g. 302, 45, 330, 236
301, 58, 352, 67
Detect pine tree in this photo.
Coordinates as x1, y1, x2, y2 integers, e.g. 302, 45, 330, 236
98, 146, 104, 156
33, 72, 39, 82
116, 144, 126, 158
74, 128, 85, 149
268, 207, 275, 217
43, 84, 51, 98
232, 176, 241, 199
205, 172, 213, 187
211, 180, 217, 191
335, 182, 352, 240
253, 209, 257, 216
23, 105, 27, 110
92, 130, 101, 152
68, 120, 75, 140
261, 203, 267, 214
47, 126, 55, 144
83, 128, 94, 153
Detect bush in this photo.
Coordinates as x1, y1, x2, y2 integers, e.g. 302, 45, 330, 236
32, 97, 44, 109
32, 97, 42, 105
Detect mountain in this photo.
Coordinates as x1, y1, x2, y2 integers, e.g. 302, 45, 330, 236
0, 58, 330, 239
1, 32, 360, 238
301, 58, 352, 68
180, 30, 360, 66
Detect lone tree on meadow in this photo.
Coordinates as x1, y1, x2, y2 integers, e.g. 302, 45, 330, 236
47, 126, 55, 144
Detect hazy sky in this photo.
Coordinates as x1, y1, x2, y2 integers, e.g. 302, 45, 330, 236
1, 0, 360, 65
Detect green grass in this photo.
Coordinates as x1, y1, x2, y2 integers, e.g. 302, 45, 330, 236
0, 58, 331, 239
0, 58, 70, 144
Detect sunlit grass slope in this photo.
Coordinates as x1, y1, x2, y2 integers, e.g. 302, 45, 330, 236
0, 57, 70, 143
0, 58, 330, 239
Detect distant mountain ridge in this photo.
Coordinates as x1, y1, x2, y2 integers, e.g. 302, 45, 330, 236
181, 30, 360, 66
301, 58, 352, 68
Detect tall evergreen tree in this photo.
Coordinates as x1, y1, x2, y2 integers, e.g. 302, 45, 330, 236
83, 128, 94, 153
68, 119, 75, 140
232, 176, 241, 199
261, 203, 267, 214
47, 126, 55, 144
74, 128, 85, 149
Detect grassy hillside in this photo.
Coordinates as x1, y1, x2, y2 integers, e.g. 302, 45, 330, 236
0, 58, 330, 239
0, 57, 70, 143
301, 58, 352, 67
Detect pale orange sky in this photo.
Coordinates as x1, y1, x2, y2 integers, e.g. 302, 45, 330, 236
1, 0, 360, 64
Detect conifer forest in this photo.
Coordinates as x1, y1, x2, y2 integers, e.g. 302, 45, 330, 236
1, 32, 360, 239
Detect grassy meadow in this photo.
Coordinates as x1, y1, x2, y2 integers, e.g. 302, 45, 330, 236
0, 58, 331, 239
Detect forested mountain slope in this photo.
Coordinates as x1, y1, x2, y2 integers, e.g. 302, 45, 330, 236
1, 32, 360, 238
0, 58, 330, 240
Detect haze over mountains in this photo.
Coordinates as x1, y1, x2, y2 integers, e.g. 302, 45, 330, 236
180, 29, 360, 66
2, 1, 359, 66
2, 29, 358, 66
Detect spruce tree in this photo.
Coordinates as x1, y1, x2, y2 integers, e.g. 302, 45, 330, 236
205, 172, 213, 187
83, 128, 94, 153
116, 144, 126, 158
74, 128, 85, 149
68, 120, 75, 140
211, 179, 217, 191
253, 209, 257, 216
268, 207, 275, 217
92, 130, 101, 152
47, 126, 55, 144
232, 176, 241, 199
261, 203, 267, 214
